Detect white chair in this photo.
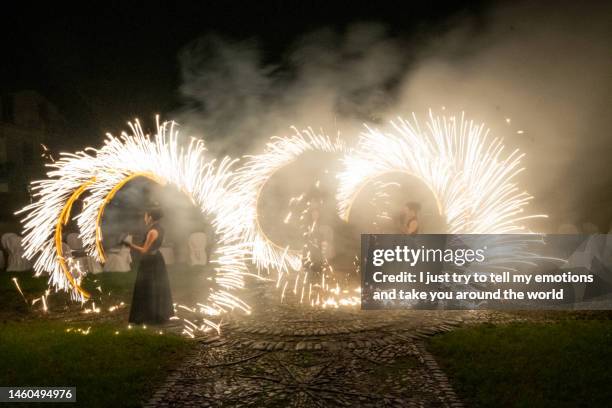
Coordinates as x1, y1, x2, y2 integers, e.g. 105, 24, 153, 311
67, 233, 102, 274
586, 235, 612, 286
103, 235, 132, 272
66, 232, 102, 274
61, 242, 85, 278
188, 232, 208, 266
176, 241, 189, 264
565, 235, 611, 302
1, 233, 31, 272
86, 257, 103, 274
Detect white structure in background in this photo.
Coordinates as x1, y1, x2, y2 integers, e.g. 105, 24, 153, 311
66, 233, 102, 274
188, 232, 208, 266
61, 241, 74, 269
1, 233, 30, 271
103, 234, 132, 272
159, 238, 175, 265
0, 91, 65, 196
564, 234, 612, 302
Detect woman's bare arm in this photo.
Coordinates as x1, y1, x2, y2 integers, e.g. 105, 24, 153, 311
129, 229, 159, 254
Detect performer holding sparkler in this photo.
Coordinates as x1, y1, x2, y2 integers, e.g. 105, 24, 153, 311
298, 185, 340, 305
125, 207, 174, 324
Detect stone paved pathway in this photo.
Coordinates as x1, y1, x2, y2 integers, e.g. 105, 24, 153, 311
146, 289, 511, 407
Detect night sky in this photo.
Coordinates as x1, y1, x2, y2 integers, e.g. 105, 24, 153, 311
1, 1, 485, 142
2, 1, 611, 229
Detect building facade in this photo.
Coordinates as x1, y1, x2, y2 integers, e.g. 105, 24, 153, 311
0, 90, 64, 217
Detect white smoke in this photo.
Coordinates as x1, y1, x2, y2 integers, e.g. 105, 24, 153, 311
174, 1, 612, 232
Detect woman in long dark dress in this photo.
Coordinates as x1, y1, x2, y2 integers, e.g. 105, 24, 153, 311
126, 208, 174, 324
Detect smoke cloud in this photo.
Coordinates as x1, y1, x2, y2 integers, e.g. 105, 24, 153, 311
174, 0, 612, 234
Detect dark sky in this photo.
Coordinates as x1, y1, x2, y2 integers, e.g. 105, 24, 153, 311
1, 1, 486, 143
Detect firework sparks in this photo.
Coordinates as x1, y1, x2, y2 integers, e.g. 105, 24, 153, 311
233, 127, 362, 306
234, 127, 347, 274
284, 183, 360, 307
18, 117, 254, 333
40, 144, 56, 163
11, 277, 28, 304
108, 302, 125, 312
335, 111, 548, 300
337, 111, 545, 233
16, 110, 546, 320
41, 293, 48, 313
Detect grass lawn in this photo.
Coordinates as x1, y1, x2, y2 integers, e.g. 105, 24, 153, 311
428, 319, 612, 408
0, 320, 191, 407
0, 269, 203, 407
0, 264, 215, 316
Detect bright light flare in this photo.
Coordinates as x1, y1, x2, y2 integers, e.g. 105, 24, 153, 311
234, 127, 347, 274
18, 117, 254, 334
337, 111, 546, 233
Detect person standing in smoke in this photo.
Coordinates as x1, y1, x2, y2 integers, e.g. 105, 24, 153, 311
299, 191, 339, 304
125, 207, 174, 324
399, 202, 421, 234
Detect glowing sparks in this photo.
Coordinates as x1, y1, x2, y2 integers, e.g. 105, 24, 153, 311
16, 110, 544, 320
82, 302, 101, 314
18, 117, 253, 333
233, 127, 361, 307
108, 302, 125, 313
11, 277, 27, 304
234, 127, 347, 274
333, 111, 548, 297
41, 294, 48, 313
66, 327, 92, 336
234, 127, 368, 307
337, 111, 545, 233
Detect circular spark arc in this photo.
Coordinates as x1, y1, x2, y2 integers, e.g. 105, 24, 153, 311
94, 172, 164, 263
337, 111, 546, 233
54, 178, 97, 299
19, 118, 251, 331
234, 127, 347, 275
336, 111, 550, 306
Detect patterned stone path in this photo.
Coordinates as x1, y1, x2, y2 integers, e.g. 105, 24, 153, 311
146, 294, 505, 407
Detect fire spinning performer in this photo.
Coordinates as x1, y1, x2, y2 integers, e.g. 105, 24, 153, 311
124, 207, 174, 324
298, 185, 338, 304
302, 205, 325, 272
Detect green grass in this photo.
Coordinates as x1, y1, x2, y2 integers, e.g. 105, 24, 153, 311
0, 269, 201, 406
0, 271, 139, 318
428, 320, 612, 408
0, 265, 216, 317
0, 272, 49, 315
0, 320, 191, 407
